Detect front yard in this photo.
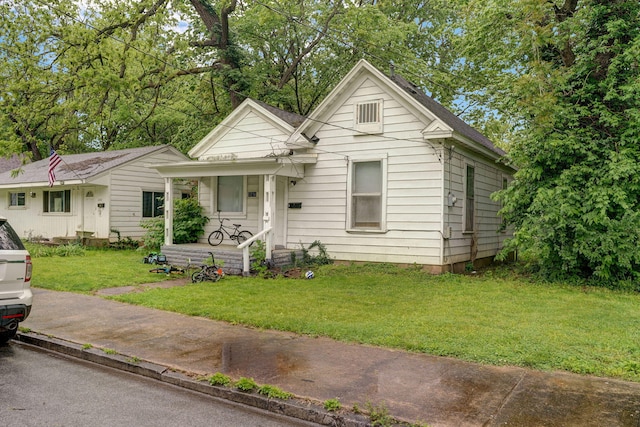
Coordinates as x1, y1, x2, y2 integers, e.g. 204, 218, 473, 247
30, 247, 640, 383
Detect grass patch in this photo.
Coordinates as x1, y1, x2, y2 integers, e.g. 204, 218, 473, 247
27, 247, 640, 382
29, 247, 179, 293
110, 263, 640, 382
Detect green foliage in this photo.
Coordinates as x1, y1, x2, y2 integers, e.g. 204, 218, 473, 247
109, 229, 140, 250
257, 384, 292, 399
234, 377, 258, 392
489, 0, 640, 287
298, 240, 333, 267
365, 402, 392, 426
25, 242, 85, 258
323, 398, 341, 412
172, 197, 209, 244
141, 197, 208, 250
208, 372, 232, 387
249, 240, 269, 277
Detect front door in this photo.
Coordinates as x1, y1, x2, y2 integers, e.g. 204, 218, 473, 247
83, 187, 96, 235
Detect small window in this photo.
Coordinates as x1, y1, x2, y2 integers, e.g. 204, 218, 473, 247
9, 192, 26, 207
142, 191, 164, 218
465, 165, 475, 231
354, 100, 383, 134
217, 176, 244, 213
500, 177, 508, 232
348, 159, 386, 231
43, 190, 71, 213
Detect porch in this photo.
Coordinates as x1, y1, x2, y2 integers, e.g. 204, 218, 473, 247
160, 243, 300, 276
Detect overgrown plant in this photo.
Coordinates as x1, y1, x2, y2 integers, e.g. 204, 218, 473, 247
208, 372, 231, 386
234, 377, 258, 392
250, 240, 269, 277
323, 398, 341, 412
257, 384, 292, 399
109, 229, 139, 250
141, 197, 209, 251
292, 240, 333, 268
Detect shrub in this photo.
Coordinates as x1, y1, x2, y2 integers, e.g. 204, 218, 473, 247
141, 197, 208, 250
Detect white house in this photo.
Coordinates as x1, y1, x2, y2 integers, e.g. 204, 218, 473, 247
0, 145, 189, 242
152, 60, 515, 273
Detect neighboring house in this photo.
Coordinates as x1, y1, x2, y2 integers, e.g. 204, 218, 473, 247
152, 60, 515, 273
0, 154, 27, 174
0, 145, 189, 241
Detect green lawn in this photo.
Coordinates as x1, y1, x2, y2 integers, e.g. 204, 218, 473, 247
30, 248, 640, 382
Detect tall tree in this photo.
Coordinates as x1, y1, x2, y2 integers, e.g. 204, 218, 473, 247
486, 0, 640, 284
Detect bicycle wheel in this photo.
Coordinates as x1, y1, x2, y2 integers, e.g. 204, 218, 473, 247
208, 230, 224, 246
192, 271, 205, 283
203, 266, 221, 282
236, 230, 253, 246
149, 267, 168, 274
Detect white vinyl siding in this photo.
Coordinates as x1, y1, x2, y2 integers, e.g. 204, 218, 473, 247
287, 77, 445, 265
109, 149, 188, 239
198, 110, 292, 160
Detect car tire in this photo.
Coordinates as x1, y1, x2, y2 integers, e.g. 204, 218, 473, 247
0, 328, 17, 345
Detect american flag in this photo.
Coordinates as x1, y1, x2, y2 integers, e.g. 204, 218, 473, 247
48, 148, 62, 187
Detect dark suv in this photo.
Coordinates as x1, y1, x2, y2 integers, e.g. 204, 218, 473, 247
0, 216, 32, 344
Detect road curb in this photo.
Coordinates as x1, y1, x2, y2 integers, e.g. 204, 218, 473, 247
16, 331, 372, 427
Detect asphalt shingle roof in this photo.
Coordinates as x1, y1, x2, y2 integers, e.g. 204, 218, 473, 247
390, 73, 506, 157
0, 145, 170, 186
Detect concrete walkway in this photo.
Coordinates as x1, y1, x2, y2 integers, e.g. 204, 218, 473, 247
20, 287, 640, 427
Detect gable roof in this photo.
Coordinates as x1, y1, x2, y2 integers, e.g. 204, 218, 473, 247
292, 59, 505, 159
389, 74, 505, 157
0, 145, 185, 188
189, 98, 308, 158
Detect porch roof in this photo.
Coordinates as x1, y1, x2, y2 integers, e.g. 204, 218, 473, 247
148, 154, 317, 179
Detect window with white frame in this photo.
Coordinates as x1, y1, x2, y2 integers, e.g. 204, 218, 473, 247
142, 191, 164, 218
354, 99, 383, 134
348, 159, 386, 231
464, 165, 475, 232
9, 192, 26, 208
43, 190, 71, 213
217, 176, 245, 214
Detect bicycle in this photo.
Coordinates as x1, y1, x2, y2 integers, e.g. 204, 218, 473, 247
149, 265, 185, 275
190, 252, 224, 283
208, 211, 253, 246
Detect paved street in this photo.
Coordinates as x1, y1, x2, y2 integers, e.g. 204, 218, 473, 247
0, 342, 317, 427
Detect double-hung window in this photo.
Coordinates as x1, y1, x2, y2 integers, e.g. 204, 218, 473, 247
43, 190, 71, 213
464, 165, 475, 232
347, 158, 386, 231
142, 191, 164, 218
9, 192, 26, 208
217, 176, 245, 214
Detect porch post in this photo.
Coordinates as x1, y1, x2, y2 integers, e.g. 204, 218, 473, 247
263, 174, 275, 260
164, 177, 174, 245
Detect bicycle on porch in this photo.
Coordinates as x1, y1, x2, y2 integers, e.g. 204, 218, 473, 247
207, 211, 254, 246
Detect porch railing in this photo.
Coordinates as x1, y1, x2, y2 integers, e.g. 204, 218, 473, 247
238, 227, 272, 276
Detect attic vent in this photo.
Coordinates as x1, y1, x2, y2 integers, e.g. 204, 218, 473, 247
357, 102, 379, 124
354, 100, 383, 134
